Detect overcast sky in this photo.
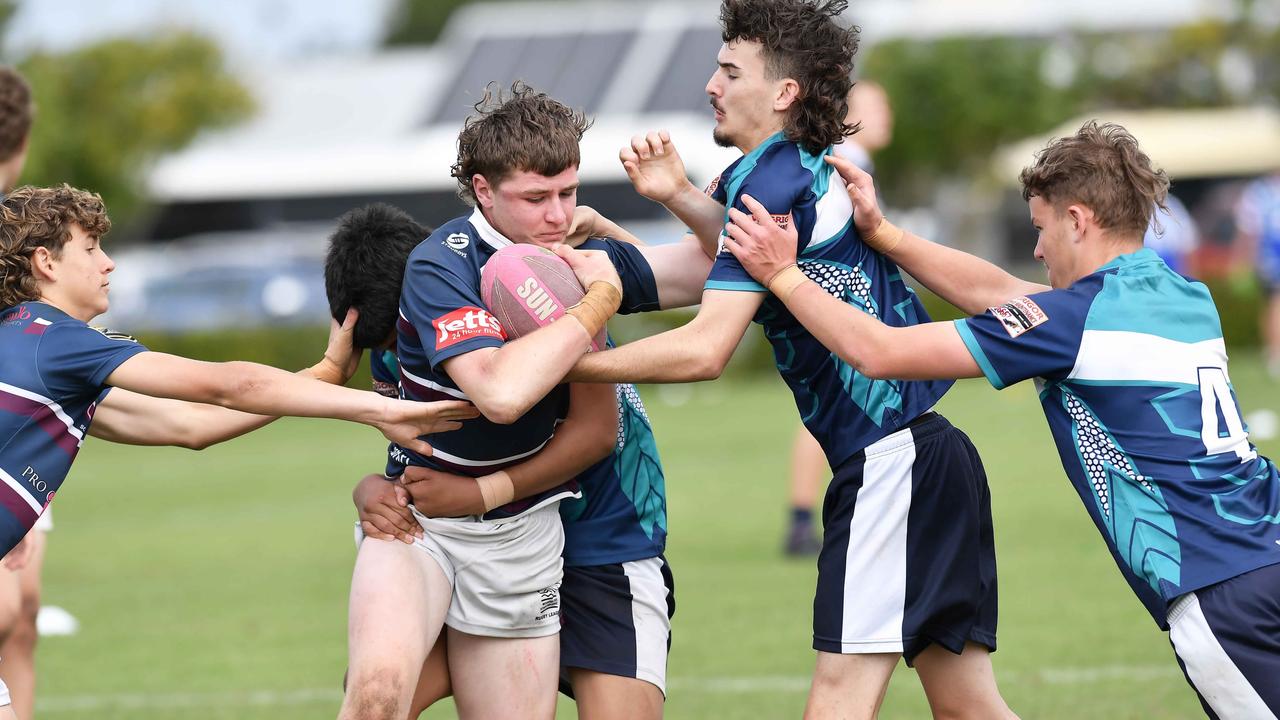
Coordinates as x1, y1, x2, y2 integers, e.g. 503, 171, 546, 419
4, 0, 398, 62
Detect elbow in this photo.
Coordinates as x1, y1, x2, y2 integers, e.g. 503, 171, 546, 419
584, 426, 617, 465
689, 350, 729, 382
180, 436, 215, 452
834, 339, 891, 380
474, 392, 529, 426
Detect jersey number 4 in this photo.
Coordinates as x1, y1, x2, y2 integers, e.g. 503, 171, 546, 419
1198, 367, 1255, 462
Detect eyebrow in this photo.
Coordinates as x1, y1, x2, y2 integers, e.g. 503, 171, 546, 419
521, 183, 579, 195
719, 60, 741, 71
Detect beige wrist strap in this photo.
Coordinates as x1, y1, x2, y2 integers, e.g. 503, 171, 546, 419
304, 357, 345, 385
564, 281, 622, 339
476, 470, 515, 512
864, 216, 905, 254
767, 264, 809, 303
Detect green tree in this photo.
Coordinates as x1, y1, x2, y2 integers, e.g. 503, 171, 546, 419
863, 37, 1084, 203
17, 32, 254, 235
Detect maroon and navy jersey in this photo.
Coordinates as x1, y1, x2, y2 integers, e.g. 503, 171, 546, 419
392, 209, 659, 521
0, 302, 146, 552
705, 132, 952, 468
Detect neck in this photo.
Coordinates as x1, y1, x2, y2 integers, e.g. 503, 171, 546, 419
1086, 236, 1145, 275
737, 123, 785, 155
35, 291, 94, 323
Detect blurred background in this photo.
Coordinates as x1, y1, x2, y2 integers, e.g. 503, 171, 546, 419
7, 1, 1280, 717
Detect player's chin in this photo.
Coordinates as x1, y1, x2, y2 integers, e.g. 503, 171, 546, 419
527, 234, 567, 249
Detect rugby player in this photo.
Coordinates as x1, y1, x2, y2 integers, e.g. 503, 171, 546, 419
724, 121, 1280, 719
326, 202, 692, 719
568, 2, 1017, 718
336, 84, 712, 720
0, 64, 41, 720
0, 184, 478, 717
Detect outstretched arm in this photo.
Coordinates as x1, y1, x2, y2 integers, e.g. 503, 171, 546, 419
568, 288, 762, 384
826, 155, 1047, 314
91, 312, 366, 449
400, 381, 618, 517
103, 349, 476, 456
621, 130, 726, 258
724, 196, 980, 381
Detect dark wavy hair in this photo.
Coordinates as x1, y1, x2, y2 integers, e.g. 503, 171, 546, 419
451, 81, 592, 206
0, 66, 33, 163
1020, 121, 1169, 238
324, 203, 430, 349
720, 0, 859, 154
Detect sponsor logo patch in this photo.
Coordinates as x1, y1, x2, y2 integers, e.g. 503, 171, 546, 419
704, 176, 721, 196
989, 296, 1048, 338
443, 233, 470, 256
90, 326, 138, 342
2, 306, 30, 326
771, 213, 792, 230
431, 307, 505, 350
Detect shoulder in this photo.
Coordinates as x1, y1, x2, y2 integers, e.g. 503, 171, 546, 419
409, 216, 478, 271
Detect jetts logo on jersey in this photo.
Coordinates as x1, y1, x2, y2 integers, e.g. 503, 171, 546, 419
989, 296, 1048, 338
432, 307, 505, 349
443, 233, 470, 257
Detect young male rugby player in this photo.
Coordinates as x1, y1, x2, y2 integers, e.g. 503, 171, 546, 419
725, 122, 1280, 719
335, 84, 712, 720
327, 200, 699, 719
0, 184, 476, 718
569, 2, 1016, 718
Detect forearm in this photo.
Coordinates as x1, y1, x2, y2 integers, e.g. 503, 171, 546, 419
568, 325, 727, 384
505, 383, 617, 499
457, 318, 595, 424
887, 232, 1045, 314
663, 183, 727, 258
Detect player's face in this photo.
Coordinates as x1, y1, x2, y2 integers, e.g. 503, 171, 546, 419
1029, 196, 1077, 289
706, 40, 782, 153
478, 167, 579, 248
49, 223, 115, 321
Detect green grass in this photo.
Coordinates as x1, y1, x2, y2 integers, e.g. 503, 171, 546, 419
36, 357, 1280, 718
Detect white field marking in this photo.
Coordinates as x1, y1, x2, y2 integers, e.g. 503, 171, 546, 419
34, 665, 1184, 712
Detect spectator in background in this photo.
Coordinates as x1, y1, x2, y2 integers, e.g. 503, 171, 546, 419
1234, 171, 1280, 377
1144, 192, 1199, 276
784, 79, 892, 556
0, 65, 42, 720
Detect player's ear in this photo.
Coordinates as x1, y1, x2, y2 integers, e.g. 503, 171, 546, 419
774, 78, 800, 112
473, 174, 495, 210
29, 245, 57, 280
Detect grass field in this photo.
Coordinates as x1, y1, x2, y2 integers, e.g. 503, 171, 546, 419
34, 356, 1280, 719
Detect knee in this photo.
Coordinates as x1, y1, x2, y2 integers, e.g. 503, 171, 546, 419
342, 672, 407, 720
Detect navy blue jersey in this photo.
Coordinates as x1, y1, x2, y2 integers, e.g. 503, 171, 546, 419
393, 209, 658, 520
706, 132, 952, 467
0, 302, 146, 552
956, 249, 1280, 627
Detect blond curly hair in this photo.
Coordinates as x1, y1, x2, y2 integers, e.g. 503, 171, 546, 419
0, 184, 111, 308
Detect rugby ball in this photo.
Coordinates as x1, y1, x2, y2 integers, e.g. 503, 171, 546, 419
480, 244, 606, 351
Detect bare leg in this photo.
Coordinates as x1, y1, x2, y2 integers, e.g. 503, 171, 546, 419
447, 628, 559, 720
804, 651, 898, 720
568, 668, 664, 720
914, 642, 1018, 720
339, 539, 452, 720
407, 637, 452, 718
0, 530, 42, 720
785, 425, 827, 555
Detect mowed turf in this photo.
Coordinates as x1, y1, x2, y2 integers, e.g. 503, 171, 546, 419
34, 357, 1280, 719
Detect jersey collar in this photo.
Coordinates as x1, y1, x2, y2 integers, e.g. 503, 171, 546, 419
468, 207, 514, 252
1099, 247, 1161, 273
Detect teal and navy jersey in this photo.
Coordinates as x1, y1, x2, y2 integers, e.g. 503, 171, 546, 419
561, 381, 666, 566
393, 208, 660, 521
705, 132, 952, 467
1236, 174, 1280, 285
955, 249, 1280, 627
0, 302, 146, 552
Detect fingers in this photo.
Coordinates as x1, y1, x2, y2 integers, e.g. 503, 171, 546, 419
437, 400, 480, 421
628, 131, 671, 160
360, 520, 398, 543
407, 439, 434, 457
824, 153, 869, 184
739, 193, 774, 225
394, 484, 411, 507
342, 307, 359, 330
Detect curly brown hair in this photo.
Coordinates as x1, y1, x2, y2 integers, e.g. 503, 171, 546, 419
0, 66, 33, 163
0, 184, 112, 308
720, 0, 858, 154
450, 82, 592, 206
1019, 121, 1169, 238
